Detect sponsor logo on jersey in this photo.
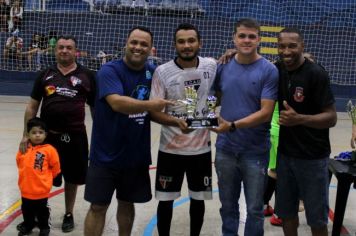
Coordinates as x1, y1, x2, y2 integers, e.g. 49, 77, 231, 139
168, 111, 187, 119
128, 111, 148, 118
184, 79, 201, 86
45, 85, 56, 96
70, 76, 82, 87
56, 87, 78, 98
145, 70, 152, 80
184, 79, 201, 91
293, 87, 305, 102
168, 81, 180, 87
129, 111, 148, 125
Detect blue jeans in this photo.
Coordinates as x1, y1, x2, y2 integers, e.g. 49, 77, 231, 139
215, 148, 268, 236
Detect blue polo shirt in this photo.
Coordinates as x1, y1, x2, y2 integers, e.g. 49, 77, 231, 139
90, 59, 155, 169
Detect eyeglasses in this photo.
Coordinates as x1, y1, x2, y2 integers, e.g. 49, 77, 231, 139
236, 33, 258, 40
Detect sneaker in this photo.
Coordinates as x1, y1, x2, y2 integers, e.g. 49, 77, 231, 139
17, 220, 38, 231
17, 223, 33, 236
263, 205, 274, 217
62, 213, 74, 232
270, 214, 283, 226
39, 228, 50, 236
18, 232, 31, 236
16, 221, 34, 235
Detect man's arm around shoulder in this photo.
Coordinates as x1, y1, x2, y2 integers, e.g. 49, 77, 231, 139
19, 98, 40, 153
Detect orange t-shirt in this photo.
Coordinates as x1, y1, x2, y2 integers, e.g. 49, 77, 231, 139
16, 143, 60, 199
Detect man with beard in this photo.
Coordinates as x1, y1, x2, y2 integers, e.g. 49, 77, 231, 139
150, 23, 216, 236
19, 35, 96, 233
84, 26, 172, 236
275, 27, 336, 236
212, 18, 278, 236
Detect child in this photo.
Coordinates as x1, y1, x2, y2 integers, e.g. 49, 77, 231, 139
16, 117, 60, 236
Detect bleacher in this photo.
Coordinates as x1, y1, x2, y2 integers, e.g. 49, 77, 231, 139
0, 0, 355, 101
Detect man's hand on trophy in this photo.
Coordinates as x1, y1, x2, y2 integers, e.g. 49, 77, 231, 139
210, 116, 231, 133
175, 118, 194, 134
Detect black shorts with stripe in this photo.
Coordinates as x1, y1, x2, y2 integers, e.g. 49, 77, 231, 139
155, 151, 212, 201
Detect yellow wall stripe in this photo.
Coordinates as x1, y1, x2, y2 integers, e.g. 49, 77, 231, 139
261, 26, 284, 32
261, 37, 278, 43
260, 47, 278, 55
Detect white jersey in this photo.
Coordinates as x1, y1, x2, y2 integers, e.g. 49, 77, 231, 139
150, 56, 217, 155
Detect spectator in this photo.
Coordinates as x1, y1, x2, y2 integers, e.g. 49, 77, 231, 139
4, 29, 23, 69
25, 33, 45, 71
43, 31, 58, 55
9, 0, 23, 31
0, 0, 10, 32
41, 31, 58, 67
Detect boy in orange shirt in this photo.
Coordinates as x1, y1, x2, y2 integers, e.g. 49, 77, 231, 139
16, 118, 60, 236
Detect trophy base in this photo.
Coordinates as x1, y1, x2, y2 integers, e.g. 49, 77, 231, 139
186, 117, 218, 129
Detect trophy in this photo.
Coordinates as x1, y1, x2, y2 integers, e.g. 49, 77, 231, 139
178, 86, 218, 129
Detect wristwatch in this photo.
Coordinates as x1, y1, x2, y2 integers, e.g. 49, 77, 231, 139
229, 121, 236, 132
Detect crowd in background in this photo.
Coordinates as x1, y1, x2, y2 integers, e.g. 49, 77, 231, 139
0, 0, 23, 33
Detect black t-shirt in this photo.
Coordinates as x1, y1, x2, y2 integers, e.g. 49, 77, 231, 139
31, 64, 96, 133
276, 59, 335, 159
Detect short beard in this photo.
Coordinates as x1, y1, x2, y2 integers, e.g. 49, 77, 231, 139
177, 50, 199, 61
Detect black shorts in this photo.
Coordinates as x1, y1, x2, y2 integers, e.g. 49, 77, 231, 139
155, 151, 212, 201
84, 163, 152, 205
46, 131, 88, 185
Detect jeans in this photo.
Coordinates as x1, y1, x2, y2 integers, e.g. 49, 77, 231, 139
275, 154, 329, 227
215, 148, 268, 236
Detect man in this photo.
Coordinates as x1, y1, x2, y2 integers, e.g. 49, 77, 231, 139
212, 18, 279, 236
19, 35, 96, 233
84, 26, 172, 236
150, 23, 216, 236
275, 28, 336, 236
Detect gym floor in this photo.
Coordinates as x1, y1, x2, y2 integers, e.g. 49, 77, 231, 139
0, 95, 355, 236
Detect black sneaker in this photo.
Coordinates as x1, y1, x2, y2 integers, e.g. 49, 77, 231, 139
17, 223, 33, 236
16, 221, 38, 231
62, 213, 74, 232
39, 228, 50, 236
18, 232, 31, 236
